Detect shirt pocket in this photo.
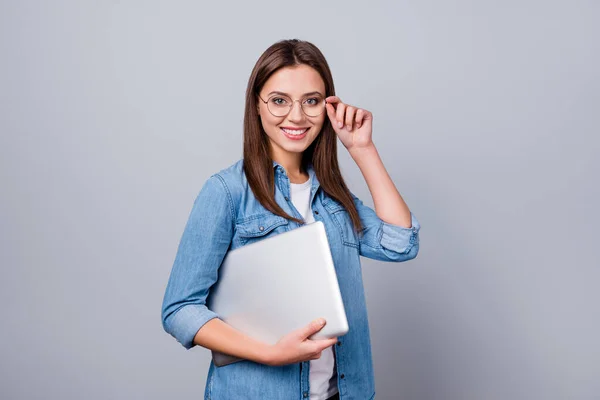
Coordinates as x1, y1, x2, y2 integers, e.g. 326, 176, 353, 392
235, 213, 289, 247
322, 197, 359, 248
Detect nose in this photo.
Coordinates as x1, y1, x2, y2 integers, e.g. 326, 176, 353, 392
288, 99, 305, 122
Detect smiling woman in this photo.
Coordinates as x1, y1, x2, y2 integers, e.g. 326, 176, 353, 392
256, 65, 327, 159
161, 38, 421, 400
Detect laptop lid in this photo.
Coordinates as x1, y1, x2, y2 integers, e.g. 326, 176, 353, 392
206, 220, 348, 366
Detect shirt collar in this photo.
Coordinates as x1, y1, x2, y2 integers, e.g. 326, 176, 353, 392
272, 160, 319, 189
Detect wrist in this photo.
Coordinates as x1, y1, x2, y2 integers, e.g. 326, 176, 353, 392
349, 142, 377, 161
259, 344, 277, 366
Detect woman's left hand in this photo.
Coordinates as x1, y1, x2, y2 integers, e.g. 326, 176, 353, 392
325, 96, 374, 152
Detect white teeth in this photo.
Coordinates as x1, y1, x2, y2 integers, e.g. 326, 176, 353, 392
282, 128, 307, 135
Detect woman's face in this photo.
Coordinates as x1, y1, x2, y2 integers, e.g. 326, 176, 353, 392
257, 64, 326, 162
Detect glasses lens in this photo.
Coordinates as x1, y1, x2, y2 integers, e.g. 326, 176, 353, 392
266, 94, 326, 117
267, 95, 292, 117
301, 95, 325, 117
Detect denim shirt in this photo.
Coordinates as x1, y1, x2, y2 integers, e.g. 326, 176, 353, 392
161, 159, 421, 400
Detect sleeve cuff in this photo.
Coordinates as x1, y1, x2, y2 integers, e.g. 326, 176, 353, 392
165, 304, 220, 350
379, 212, 420, 254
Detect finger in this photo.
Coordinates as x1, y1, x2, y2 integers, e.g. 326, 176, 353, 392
299, 318, 326, 339
325, 95, 341, 104
310, 337, 337, 351
316, 339, 337, 351
345, 106, 356, 131
320, 337, 338, 350
356, 109, 364, 128
335, 102, 346, 129
325, 103, 338, 128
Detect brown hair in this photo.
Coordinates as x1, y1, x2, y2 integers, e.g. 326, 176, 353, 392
242, 39, 362, 234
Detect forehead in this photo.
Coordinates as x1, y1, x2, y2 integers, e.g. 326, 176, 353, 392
262, 64, 325, 95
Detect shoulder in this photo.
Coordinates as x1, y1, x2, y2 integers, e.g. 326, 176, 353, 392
211, 158, 245, 183
210, 158, 246, 192
191, 159, 244, 221
201, 158, 247, 205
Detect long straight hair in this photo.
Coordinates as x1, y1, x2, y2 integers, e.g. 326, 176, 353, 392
242, 39, 362, 233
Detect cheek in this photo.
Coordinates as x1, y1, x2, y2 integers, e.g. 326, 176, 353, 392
260, 117, 285, 142
263, 109, 281, 124
312, 117, 326, 132
259, 114, 280, 130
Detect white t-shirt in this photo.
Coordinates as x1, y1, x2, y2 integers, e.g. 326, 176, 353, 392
289, 177, 339, 400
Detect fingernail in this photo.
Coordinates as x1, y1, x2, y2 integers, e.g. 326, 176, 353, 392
319, 318, 325, 325
338, 121, 343, 128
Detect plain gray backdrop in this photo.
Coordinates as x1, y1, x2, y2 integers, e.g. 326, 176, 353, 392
1, 1, 598, 399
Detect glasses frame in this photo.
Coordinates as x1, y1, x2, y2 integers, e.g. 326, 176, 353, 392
257, 92, 326, 118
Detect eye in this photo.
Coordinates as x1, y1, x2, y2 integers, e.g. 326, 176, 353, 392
304, 97, 320, 105
271, 97, 288, 105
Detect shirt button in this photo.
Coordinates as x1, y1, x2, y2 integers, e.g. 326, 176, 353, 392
340, 374, 345, 379
259, 226, 264, 231
303, 392, 308, 398
284, 196, 289, 201
314, 210, 319, 215
337, 341, 341, 346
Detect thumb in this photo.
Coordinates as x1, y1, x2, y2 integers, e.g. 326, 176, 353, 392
299, 318, 326, 339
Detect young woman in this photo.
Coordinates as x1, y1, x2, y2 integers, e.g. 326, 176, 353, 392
161, 39, 421, 400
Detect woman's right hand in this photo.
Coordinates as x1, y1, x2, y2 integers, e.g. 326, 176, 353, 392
264, 318, 338, 367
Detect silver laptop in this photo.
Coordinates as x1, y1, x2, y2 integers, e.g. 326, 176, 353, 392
206, 220, 348, 367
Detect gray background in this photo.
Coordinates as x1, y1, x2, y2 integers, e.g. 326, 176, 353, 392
1, 1, 598, 399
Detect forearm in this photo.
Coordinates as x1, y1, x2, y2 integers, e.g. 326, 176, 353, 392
193, 318, 274, 365
349, 144, 412, 228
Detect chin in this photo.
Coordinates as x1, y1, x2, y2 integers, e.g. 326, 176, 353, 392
268, 134, 315, 152
280, 143, 310, 154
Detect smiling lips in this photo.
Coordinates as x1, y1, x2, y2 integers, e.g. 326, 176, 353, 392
280, 127, 309, 140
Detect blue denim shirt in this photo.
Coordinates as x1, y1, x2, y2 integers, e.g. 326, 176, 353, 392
161, 159, 421, 400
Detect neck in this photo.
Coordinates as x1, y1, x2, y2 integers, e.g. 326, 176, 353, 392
271, 149, 305, 180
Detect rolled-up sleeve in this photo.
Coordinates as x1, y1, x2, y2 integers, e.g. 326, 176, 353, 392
352, 192, 420, 262
161, 174, 234, 349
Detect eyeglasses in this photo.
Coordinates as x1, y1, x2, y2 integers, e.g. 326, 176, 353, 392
257, 92, 326, 118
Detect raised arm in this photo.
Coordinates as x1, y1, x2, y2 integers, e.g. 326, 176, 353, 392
325, 96, 421, 262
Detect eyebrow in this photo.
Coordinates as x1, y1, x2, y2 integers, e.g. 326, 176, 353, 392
267, 91, 324, 97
